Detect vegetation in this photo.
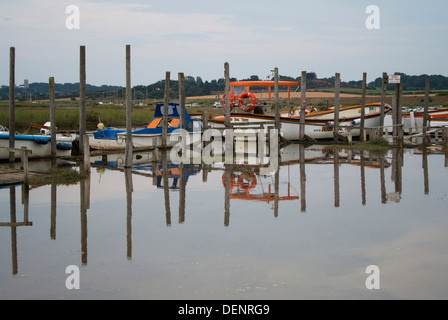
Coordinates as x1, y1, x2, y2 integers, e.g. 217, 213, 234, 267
2, 73, 448, 102
29, 168, 88, 186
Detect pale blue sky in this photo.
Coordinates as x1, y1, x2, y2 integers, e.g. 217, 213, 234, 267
1, 0, 447, 86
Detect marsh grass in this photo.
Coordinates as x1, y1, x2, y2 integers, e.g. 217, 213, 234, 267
29, 168, 88, 186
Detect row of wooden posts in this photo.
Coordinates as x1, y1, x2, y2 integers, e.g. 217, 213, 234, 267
6, 45, 440, 168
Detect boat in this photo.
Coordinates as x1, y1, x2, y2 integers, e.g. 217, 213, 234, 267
402, 106, 448, 133
210, 103, 391, 141
0, 124, 75, 160
89, 102, 202, 150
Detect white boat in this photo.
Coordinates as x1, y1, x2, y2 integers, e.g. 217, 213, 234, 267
0, 125, 75, 160
209, 103, 391, 141
89, 102, 202, 150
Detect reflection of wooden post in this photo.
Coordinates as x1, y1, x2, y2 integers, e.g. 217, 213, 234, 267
299, 71, 306, 140
9, 47, 15, 163
9, 186, 18, 275
179, 163, 186, 224
162, 151, 171, 226
125, 45, 133, 167
333, 73, 340, 143
360, 151, 366, 205
51, 183, 57, 240
49, 77, 57, 158
21, 147, 29, 184
224, 165, 231, 227
299, 144, 306, 212
80, 177, 88, 265
380, 156, 387, 204
274, 167, 279, 218
333, 150, 340, 207
422, 148, 429, 195
79, 46, 86, 155
360, 73, 367, 142
124, 168, 133, 260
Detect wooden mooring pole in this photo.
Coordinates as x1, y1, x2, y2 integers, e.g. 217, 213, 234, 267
380, 72, 387, 138
422, 78, 430, 145
299, 71, 306, 141
79, 46, 86, 155
333, 73, 340, 143
274, 67, 280, 130
178, 72, 186, 129
9, 47, 15, 163
49, 77, 57, 158
125, 44, 133, 168
224, 62, 230, 128
360, 72, 367, 142
162, 71, 170, 148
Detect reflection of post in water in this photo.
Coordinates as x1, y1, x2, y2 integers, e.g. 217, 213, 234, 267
0, 185, 32, 275
360, 151, 366, 205
179, 163, 186, 224
274, 165, 279, 218
80, 174, 90, 266
391, 147, 403, 196
224, 165, 231, 227
162, 150, 171, 226
422, 147, 429, 195
299, 144, 306, 212
50, 183, 56, 239
380, 156, 387, 204
334, 149, 340, 208
124, 168, 133, 260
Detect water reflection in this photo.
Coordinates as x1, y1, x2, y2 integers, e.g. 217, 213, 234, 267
1, 143, 447, 299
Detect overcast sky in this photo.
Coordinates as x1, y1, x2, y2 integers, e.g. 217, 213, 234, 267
1, 0, 447, 86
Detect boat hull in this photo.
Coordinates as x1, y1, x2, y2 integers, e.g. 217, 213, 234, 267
0, 134, 74, 160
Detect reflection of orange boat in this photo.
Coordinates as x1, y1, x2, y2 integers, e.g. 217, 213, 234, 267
222, 80, 299, 113
222, 172, 299, 202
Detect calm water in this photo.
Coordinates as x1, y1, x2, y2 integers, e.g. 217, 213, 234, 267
1, 144, 448, 300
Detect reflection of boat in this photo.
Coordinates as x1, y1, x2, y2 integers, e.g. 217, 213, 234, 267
89, 102, 202, 150
0, 124, 75, 160
210, 103, 391, 141
222, 170, 299, 202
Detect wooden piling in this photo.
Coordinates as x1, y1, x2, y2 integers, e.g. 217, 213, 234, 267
163, 71, 170, 148
299, 71, 306, 140
79, 46, 86, 155
422, 78, 430, 144
20, 147, 29, 184
380, 72, 387, 137
49, 77, 57, 158
274, 67, 280, 130
125, 45, 133, 167
9, 47, 15, 163
360, 72, 367, 142
224, 62, 230, 128
178, 72, 186, 129
333, 73, 340, 143
397, 74, 404, 144
83, 134, 90, 171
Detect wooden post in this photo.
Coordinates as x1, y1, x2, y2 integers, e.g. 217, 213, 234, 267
380, 72, 387, 138
125, 45, 133, 167
299, 71, 306, 140
202, 111, 208, 129
163, 71, 170, 148
422, 78, 430, 145
9, 47, 15, 163
79, 46, 86, 155
274, 67, 280, 130
178, 72, 186, 130
360, 72, 367, 142
333, 73, 340, 143
49, 77, 57, 158
224, 62, 230, 128
396, 74, 403, 144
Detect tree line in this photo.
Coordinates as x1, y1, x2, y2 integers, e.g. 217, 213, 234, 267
1, 73, 447, 101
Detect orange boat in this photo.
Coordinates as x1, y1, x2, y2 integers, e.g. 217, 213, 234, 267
222, 80, 299, 113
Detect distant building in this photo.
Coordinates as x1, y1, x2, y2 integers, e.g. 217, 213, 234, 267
24, 79, 29, 89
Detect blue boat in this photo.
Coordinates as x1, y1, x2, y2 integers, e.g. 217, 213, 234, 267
89, 102, 202, 150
